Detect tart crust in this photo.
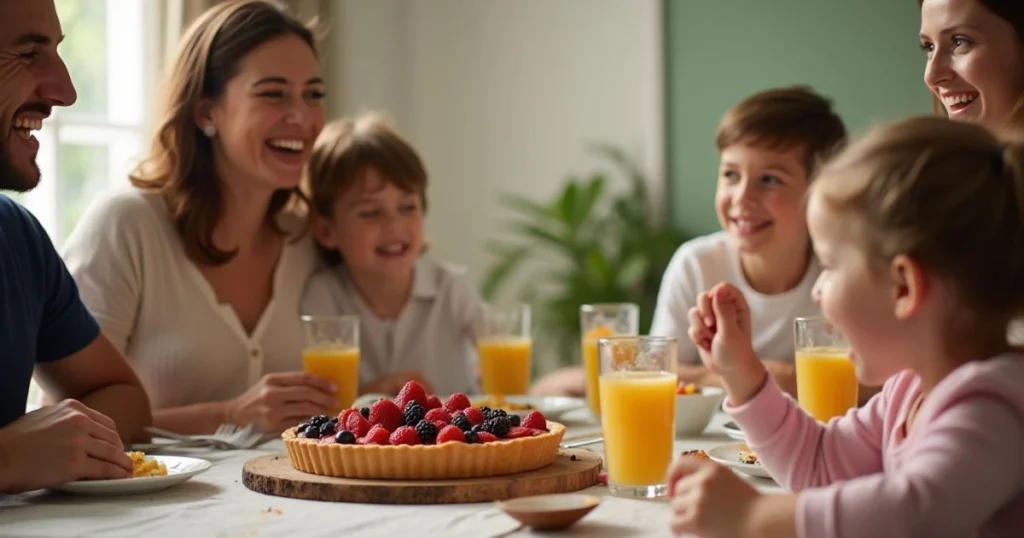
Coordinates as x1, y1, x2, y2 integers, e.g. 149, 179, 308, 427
283, 422, 566, 480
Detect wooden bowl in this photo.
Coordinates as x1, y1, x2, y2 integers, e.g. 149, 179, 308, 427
495, 493, 600, 531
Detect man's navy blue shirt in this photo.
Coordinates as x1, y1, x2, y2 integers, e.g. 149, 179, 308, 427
0, 194, 99, 428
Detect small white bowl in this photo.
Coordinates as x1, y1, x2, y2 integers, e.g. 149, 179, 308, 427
675, 386, 725, 437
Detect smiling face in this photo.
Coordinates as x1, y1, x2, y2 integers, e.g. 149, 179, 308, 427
314, 167, 425, 282
198, 34, 325, 194
0, 0, 76, 191
715, 141, 810, 261
920, 0, 1024, 127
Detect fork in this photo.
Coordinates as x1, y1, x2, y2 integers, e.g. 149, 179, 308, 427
144, 423, 262, 450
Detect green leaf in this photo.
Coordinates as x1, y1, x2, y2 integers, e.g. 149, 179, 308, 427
480, 245, 529, 301
511, 222, 572, 253
615, 254, 650, 290
501, 193, 557, 222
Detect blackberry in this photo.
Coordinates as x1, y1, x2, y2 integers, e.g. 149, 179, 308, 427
452, 414, 472, 431
404, 401, 426, 426
335, 430, 356, 444
360, 407, 370, 419
482, 416, 511, 438
309, 414, 329, 427
479, 406, 494, 421
508, 414, 521, 427
318, 421, 337, 437
465, 430, 480, 444
415, 420, 438, 444
491, 409, 508, 419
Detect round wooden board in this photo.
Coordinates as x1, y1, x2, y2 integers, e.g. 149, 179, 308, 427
242, 449, 602, 505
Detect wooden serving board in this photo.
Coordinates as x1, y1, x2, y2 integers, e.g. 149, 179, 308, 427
242, 449, 602, 505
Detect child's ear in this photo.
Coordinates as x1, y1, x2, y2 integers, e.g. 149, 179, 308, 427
890, 254, 926, 320
311, 214, 339, 250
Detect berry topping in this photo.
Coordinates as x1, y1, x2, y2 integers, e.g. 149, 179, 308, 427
359, 407, 370, 419
359, 425, 391, 445
345, 411, 372, 437
390, 425, 421, 446
521, 411, 548, 431
463, 407, 485, 425
329, 416, 339, 424
464, 430, 480, 444
443, 393, 472, 414
424, 408, 451, 424
396, 381, 429, 410
309, 414, 330, 427
476, 431, 498, 443
481, 416, 511, 438
335, 430, 356, 444
403, 401, 426, 426
505, 426, 537, 439
415, 420, 438, 444
451, 414, 472, 431
296, 422, 309, 434
508, 414, 521, 427
337, 408, 358, 426
302, 429, 319, 439
368, 399, 404, 432
479, 406, 494, 421
318, 421, 337, 437
432, 420, 448, 431
436, 425, 467, 444
426, 395, 443, 410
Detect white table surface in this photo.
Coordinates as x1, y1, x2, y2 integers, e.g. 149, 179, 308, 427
0, 410, 780, 538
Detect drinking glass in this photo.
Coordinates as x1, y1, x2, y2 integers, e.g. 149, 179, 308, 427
300, 315, 360, 414
794, 317, 858, 423
580, 303, 639, 418
477, 304, 532, 395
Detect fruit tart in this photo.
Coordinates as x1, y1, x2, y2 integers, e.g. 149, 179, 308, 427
283, 381, 566, 480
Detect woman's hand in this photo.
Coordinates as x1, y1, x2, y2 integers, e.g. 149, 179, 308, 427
529, 367, 586, 397
688, 282, 767, 405
225, 372, 338, 432
667, 454, 761, 538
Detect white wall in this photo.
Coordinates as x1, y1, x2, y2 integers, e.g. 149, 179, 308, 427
329, 0, 664, 293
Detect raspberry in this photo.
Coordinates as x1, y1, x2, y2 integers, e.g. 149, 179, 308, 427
432, 420, 448, 431
476, 431, 498, 443
463, 407, 485, 425
481, 416, 511, 438
451, 414, 472, 431
436, 425, 466, 444
426, 395, 443, 409
403, 401, 426, 426
443, 393, 471, 414
424, 408, 451, 424
396, 381, 429, 410
345, 412, 371, 437
337, 408, 358, 426
368, 399, 404, 432
505, 426, 536, 439
597, 471, 608, 486
359, 425, 391, 445
521, 411, 547, 431
415, 420, 438, 444
390, 425, 421, 446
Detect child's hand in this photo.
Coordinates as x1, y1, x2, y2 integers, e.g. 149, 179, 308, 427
667, 454, 761, 538
687, 282, 766, 405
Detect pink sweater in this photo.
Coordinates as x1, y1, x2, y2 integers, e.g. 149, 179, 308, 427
727, 354, 1024, 538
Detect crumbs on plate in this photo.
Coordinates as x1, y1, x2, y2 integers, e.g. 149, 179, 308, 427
127, 451, 168, 477
681, 449, 710, 460
738, 443, 760, 465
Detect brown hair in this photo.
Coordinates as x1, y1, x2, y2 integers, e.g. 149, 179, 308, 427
715, 86, 848, 178
130, 0, 317, 265
303, 112, 429, 264
814, 115, 1024, 333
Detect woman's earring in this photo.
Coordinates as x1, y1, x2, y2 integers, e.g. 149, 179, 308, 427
202, 124, 216, 137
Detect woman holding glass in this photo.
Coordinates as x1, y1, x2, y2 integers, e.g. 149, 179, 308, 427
59, 1, 334, 435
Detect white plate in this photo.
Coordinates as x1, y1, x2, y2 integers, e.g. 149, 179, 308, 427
53, 456, 212, 495
707, 442, 772, 479
468, 395, 586, 419
722, 421, 746, 441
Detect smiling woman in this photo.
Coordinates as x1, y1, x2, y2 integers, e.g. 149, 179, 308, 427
55, 0, 336, 436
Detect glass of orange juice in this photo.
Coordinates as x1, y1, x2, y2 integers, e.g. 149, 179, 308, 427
476, 304, 532, 395
794, 317, 858, 423
580, 303, 639, 419
598, 335, 678, 499
300, 315, 360, 414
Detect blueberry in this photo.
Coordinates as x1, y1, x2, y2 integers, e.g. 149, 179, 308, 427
297, 422, 309, 433
360, 407, 370, 419
508, 415, 521, 427
334, 430, 356, 444
465, 431, 479, 444
318, 422, 336, 437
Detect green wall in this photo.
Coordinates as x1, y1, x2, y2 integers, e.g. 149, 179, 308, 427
665, 0, 932, 236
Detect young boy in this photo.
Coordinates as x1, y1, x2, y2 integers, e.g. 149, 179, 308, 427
300, 113, 484, 397
650, 86, 848, 398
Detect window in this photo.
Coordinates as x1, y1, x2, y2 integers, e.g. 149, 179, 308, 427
16, 0, 159, 247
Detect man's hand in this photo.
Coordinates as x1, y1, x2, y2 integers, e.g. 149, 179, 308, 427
0, 400, 133, 494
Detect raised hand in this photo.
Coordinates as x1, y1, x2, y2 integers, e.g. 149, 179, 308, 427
226, 372, 338, 433
667, 453, 761, 538
0, 399, 134, 494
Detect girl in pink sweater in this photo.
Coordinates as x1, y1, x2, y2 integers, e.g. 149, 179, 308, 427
667, 116, 1024, 538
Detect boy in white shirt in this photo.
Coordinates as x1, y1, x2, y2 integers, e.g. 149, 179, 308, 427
301, 114, 484, 397
651, 86, 847, 397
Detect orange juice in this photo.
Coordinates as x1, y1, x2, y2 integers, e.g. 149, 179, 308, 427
478, 337, 532, 395
302, 347, 360, 413
599, 371, 677, 486
795, 347, 858, 422
582, 326, 615, 416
